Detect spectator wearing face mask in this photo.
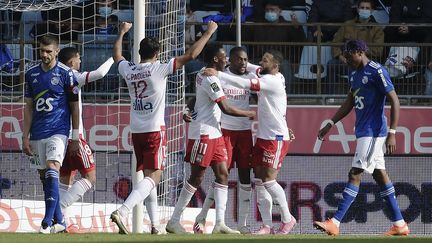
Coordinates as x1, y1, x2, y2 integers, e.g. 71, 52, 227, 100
95, 0, 119, 35
325, 0, 384, 94
243, 0, 306, 94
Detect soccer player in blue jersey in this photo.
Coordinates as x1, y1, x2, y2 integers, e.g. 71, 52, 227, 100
22, 35, 80, 234
313, 40, 409, 236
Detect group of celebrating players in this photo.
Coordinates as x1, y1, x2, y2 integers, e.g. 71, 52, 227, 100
23, 20, 409, 236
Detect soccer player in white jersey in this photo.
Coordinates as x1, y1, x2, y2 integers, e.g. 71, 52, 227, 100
165, 43, 255, 234
313, 40, 409, 236
22, 35, 80, 234
204, 49, 297, 234
109, 21, 218, 234
57, 47, 114, 233
190, 47, 259, 234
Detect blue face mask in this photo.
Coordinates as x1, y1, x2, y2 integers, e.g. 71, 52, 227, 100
358, 9, 371, 20
265, 11, 278, 22
99, 6, 112, 17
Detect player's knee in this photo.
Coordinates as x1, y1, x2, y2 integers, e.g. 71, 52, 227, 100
348, 168, 363, 182
188, 176, 203, 188
215, 170, 228, 184
372, 169, 388, 184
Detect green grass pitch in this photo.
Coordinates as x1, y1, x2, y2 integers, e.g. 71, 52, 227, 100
0, 233, 431, 243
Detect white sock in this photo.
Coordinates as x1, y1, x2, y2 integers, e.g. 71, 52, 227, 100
145, 187, 159, 227
59, 183, 71, 223
60, 179, 92, 220
264, 180, 292, 223
331, 218, 341, 227
214, 182, 228, 225
170, 181, 196, 222
238, 183, 251, 227
255, 179, 273, 227
196, 183, 214, 220
119, 177, 155, 218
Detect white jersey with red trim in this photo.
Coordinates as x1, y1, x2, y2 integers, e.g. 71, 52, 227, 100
220, 68, 256, 130
188, 71, 226, 139
118, 58, 176, 133
250, 73, 289, 140
71, 69, 87, 136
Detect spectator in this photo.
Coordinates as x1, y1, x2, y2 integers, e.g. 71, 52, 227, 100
244, 0, 306, 93
327, 0, 384, 94
307, 0, 353, 42
385, 0, 432, 43
94, 0, 120, 35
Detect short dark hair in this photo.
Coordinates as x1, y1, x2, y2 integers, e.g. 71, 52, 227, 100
229, 46, 247, 59
39, 34, 59, 47
344, 39, 369, 53
58, 47, 79, 65
357, 0, 375, 9
266, 49, 283, 66
203, 43, 224, 65
139, 37, 160, 60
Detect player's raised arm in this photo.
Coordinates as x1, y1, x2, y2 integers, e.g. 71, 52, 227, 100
174, 21, 218, 70
113, 22, 132, 63
22, 97, 33, 156
385, 90, 400, 154
83, 57, 114, 83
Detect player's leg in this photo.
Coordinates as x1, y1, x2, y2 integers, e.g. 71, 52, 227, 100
372, 142, 409, 236
167, 136, 213, 234
111, 132, 164, 234
41, 135, 68, 233
255, 139, 295, 235
236, 130, 253, 233
144, 187, 166, 234
59, 138, 96, 232
314, 137, 379, 236
166, 164, 205, 234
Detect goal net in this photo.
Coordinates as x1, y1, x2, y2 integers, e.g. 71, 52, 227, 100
0, 0, 186, 233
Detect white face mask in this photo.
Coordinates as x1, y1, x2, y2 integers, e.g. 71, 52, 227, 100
358, 9, 371, 20
99, 6, 112, 17
265, 11, 278, 22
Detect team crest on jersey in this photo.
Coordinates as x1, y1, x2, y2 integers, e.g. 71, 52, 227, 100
362, 76, 368, 84
51, 77, 60, 85
210, 82, 220, 92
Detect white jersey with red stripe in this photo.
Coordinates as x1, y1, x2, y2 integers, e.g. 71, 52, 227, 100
220, 68, 256, 131
218, 70, 289, 141
118, 58, 176, 133
71, 70, 88, 136
188, 70, 226, 139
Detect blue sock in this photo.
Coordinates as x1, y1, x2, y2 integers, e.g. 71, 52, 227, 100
380, 183, 403, 222
53, 195, 63, 225
43, 169, 60, 226
333, 183, 359, 221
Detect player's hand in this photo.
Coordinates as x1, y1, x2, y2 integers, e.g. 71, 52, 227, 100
202, 68, 218, 77
288, 128, 295, 141
385, 133, 396, 155
246, 110, 256, 119
206, 21, 218, 34
68, 140, 81, 156
182, 108, 192, 123
22, 137, 33, 156
317, 123, 332, 141
119, 22, 133, 34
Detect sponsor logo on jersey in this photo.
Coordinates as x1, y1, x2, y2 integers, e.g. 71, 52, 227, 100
362, 76, 368, 84
51, 77, 60, 85
132, 99, 153, 112
262, 151, 275, 164
31, 73, 40, 77
210, 82, 220, 92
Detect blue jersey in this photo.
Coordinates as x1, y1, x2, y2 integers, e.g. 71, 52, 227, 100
25, 62, 78, 140
349, 61, 394, 138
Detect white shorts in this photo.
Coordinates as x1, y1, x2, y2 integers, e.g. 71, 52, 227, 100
352, 137, 386, 174
29, 134, 68, 170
